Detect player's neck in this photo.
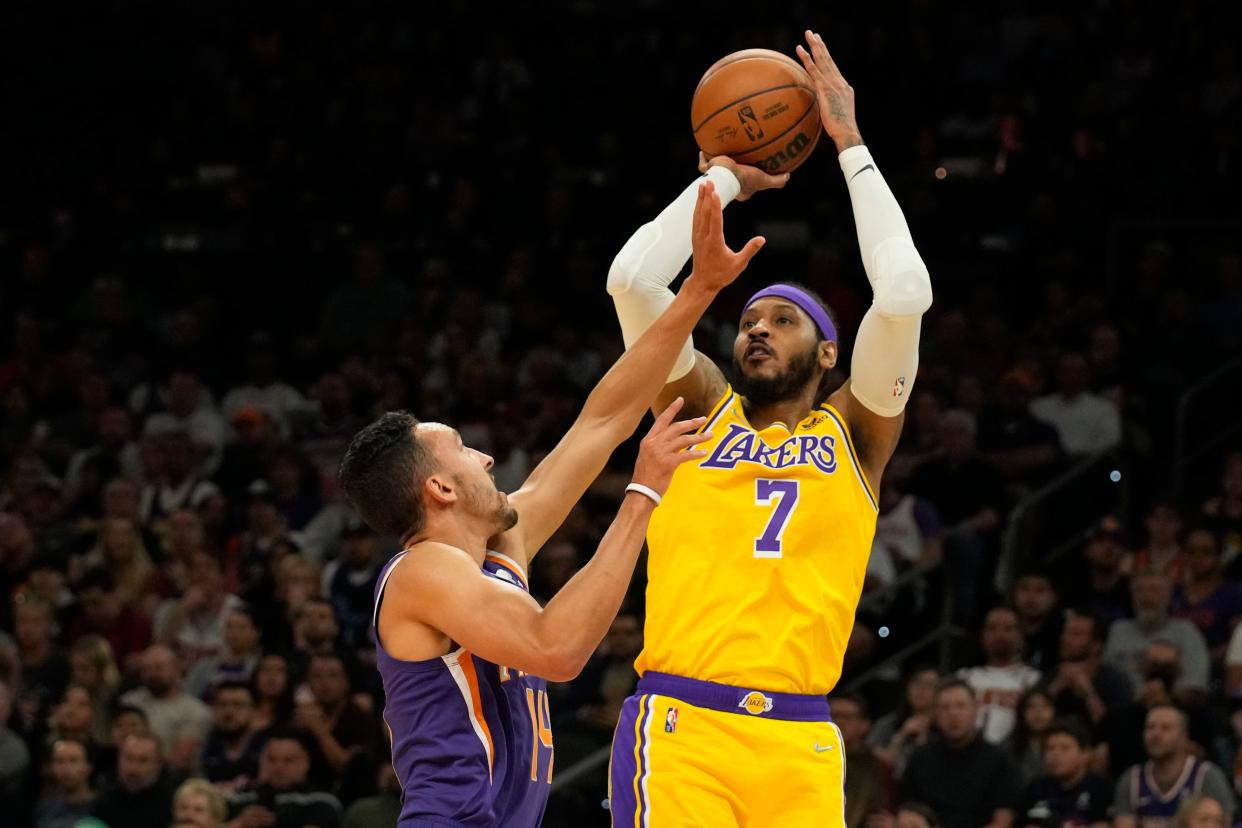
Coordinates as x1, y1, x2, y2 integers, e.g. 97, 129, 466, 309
743, 390, 819, 432
410, 515, 491, 564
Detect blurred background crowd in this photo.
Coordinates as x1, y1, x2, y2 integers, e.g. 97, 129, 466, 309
2, 0, 1241, 826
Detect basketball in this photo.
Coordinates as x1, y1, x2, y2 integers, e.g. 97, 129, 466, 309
691, 48, 821, 175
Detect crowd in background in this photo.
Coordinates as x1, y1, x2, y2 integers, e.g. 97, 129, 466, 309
2, 1, 1242, 826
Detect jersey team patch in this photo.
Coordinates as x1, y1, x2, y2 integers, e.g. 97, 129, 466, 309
738, 691, 774, 715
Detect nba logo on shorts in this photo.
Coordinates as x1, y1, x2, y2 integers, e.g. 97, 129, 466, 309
892, 376, 906, 398
665, 707, 678, 733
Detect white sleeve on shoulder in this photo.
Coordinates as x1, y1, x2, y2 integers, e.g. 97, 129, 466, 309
606, 166, 741, 382
839, 145, 932, 417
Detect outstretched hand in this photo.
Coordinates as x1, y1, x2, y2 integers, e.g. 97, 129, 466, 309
631, 396, 712, 496
685, 179, 765, 294
698, 151, 789, 202
795, 29, 863, 151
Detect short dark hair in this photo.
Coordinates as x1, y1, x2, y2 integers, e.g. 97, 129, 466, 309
1044, 717, 1092, 748
935, 677, 976, 700
111, 703, 148, 724
1065, 607, 1106, 644
339, 411, 435, 538
265, 726, 313, 757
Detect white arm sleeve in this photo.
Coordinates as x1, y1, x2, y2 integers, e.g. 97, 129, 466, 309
839, 146, 932, 417
607, 166, 741, 382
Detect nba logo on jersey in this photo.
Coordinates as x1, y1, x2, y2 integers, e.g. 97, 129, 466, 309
892, 376, 906, 397
739, 691, 774, 715
665, 706, 678, 733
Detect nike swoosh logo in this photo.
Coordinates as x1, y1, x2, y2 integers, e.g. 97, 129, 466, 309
850, 164, 875, 181
814, 743, 835, 753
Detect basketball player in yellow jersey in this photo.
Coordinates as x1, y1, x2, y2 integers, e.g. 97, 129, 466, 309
604, 31, 934, 826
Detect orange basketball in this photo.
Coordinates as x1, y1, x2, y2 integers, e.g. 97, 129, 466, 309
691, 49, 821, 175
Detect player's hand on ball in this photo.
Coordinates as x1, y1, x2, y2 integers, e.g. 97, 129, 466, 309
795, 30, 863, 151
698, 151, 790, 201
631, 397, 712, 496
686, 180, 765, 294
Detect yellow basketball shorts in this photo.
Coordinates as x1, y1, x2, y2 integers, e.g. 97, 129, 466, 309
608, 672, 846, 827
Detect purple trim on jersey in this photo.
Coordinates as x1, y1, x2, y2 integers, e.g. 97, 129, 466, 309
744, 284, 838, 342
375, 552, 551, 828
637, 672, 832, 722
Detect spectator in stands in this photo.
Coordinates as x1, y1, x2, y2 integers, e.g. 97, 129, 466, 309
34, 737, 96, 828
137, 430, 222, 529
1012, 569, 1062, 671
976, 368, 1063, 488
871, 665, 939, 775
1018, 719, 1110, 828
142, 370, 227, 474
289, 597, 342, 680
1098, 642, 1216, 777
91, 732, 174, 828
341, 762, 401, 828
173, 777, 228, 828
828, 691, 893, 828
68, 636, 120, 741
14, 595, 70, 714
1172, 527, 1242, 665
92, 705, 147, 785
201, 680, 266, 792
186, 605, 262, 699
322, 519, 381, 653
908, 410, 1007, 624
79, 516, 153, 613
1104, 571, 1210, 694
216, 408, 279, 503
221, 334, 307, 440
69, 571, 151, 675
1046, 608, 1133, 727
900, 679, 1022, 828
1202, 452, 1242, 569
250, 654, 294, 733
1111, 706, 1235, 828
1134, 499, 1186, 582
1065, 517, 1133, 626
1173, 795, 1229, 828
64, 406, 140, 498
297, 652, 377, 783
48, 685, 100, 753
1028, 353, 1120, 455
118, 644, 212, 774
959, 607, 1042, 744
866, 475, 942, 617
1223, 622, 1242, 699
1006, 687, 1057, 785
147, 508, 208, 600
0, 680, 30, 808
226, 730, 341, 828
155, 550, 243, 666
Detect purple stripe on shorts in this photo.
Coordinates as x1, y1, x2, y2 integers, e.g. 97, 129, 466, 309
609, 695, 643, 826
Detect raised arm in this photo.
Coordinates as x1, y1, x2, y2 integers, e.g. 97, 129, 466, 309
607, 150, 789, 420
503, 182, 765, 560
798, 30, 934, 487
387, 400, 710, 681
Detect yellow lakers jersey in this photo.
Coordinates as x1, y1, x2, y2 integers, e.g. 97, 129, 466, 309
637, 386, 879, 695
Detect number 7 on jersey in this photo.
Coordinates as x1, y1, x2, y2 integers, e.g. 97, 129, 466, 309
754, 479, 799, 558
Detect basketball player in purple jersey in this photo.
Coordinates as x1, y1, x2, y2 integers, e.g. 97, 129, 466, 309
339, 181, 779, 827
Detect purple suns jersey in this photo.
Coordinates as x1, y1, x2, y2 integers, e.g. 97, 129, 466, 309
1127, 757, 1210, 828
374, 549, 553, 828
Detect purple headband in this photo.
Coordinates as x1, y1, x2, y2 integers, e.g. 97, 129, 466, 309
743, 284, 837, 343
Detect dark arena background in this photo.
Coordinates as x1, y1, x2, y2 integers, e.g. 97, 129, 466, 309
2, 1, 1242, 826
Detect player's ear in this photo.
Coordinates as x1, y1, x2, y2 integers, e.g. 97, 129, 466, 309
424, 473, 457, 506
819, 340, 838, 370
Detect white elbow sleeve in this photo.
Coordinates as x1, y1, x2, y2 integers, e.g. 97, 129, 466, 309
869, 238, 933, 318
850, 306, 923, 418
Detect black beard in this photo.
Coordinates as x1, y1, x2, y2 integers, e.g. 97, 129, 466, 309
732, 342, 820, 407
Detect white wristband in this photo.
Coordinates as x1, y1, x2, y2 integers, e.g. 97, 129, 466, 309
625, 483, 662, 507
